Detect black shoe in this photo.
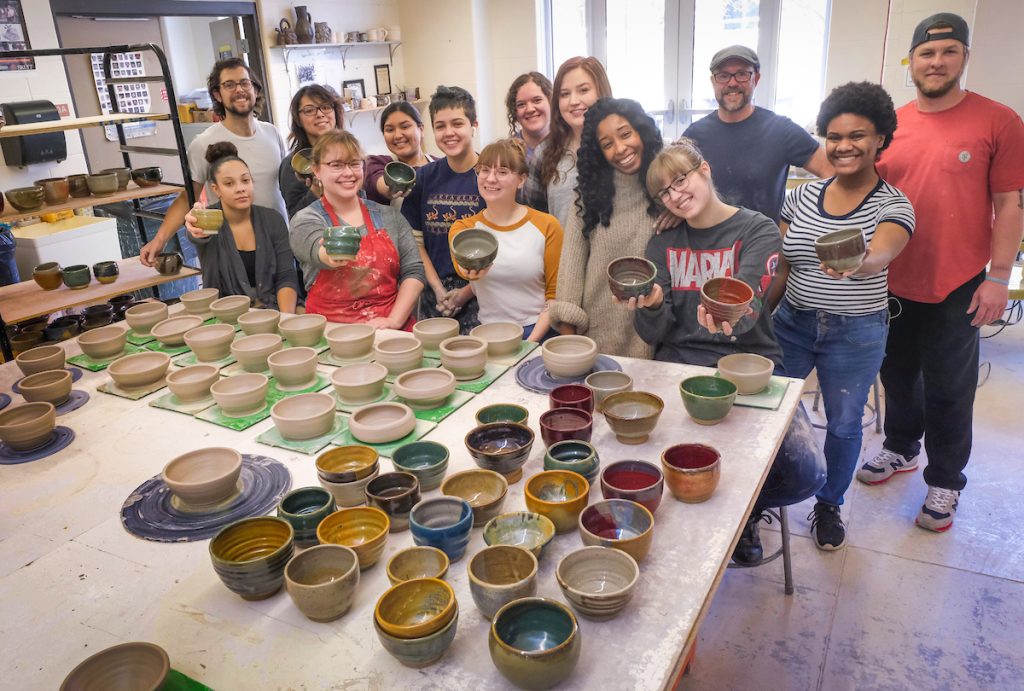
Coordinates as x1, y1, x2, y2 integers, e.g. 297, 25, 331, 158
732, 511, 765, 565
809, 502, 846, 551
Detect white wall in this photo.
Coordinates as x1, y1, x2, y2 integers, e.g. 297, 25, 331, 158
160, 16, 219, 97
969, 0, 1024, 116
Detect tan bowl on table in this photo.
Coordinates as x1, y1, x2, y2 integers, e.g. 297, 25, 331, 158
373, 336, 423, 375
231, 333, 283, 373
267, 346, 319, 388
331, 362, 388, 405
542, 335, 598, 379
470, 322, 524, 357
271, 392, 337, 440
59, 642, 170, 691
180, 287, 220, 315
392, 367, 456, 409
78, 325, 127, 359
279, 314, 327, 346
151, 315, 204, 346
237, 308, 281, 335
183, 323, 235, 362
124, 302, 169, 335
0, 402, 57, 451
210, 373, 269, 417
326, 323, 375, 359
348, 402, 416, 444
17, 370, 72, 406
107, 351, 171, 389
210, 295, 251, 324
413, 317, 459, 351
15, 344, 66, 377
438, 336, 487, 381
162, 447, 243, 506
166, 364, 220, 401
716, 353, 774, 395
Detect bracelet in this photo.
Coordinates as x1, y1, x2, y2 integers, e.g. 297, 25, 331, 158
985, 276, 1010, 286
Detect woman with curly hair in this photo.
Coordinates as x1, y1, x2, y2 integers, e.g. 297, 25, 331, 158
764, 81, 914, 551
278, 84, 345, 220
505, 72, 552, 162
547, 97, 662, 357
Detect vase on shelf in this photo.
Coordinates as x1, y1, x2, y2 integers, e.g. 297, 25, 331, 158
294, 5, 314, 44
314, 22, 332, 44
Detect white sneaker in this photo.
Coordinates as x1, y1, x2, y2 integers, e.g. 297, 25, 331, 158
916, 486, 960, 532
856, 449, 919, 485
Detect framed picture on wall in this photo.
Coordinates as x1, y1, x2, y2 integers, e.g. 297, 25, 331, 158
342, 78, 365, 101
0, 0, 34, 71
374, 64, 391, 96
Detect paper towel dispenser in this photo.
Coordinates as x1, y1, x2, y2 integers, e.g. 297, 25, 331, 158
0, 100, 67, 167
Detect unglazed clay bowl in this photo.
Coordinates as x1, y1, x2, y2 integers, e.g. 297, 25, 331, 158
166, 364, 220, 402
584, 370, 633, 411
578, 499, 654, 563
61, 264, 91, 290
91, 261, 119, 284
541, 335, 598, 379
326, 322, 375, 359
279, 313, 327, 346
99, 167, 130, 190
700, 277, 753, 326
34, 177, 70, 205
483, 512, 556, 560
0, 402, 57, 451
524, 470, 590, 534
193, 208, 224, 232
15, 344, 66, 376
162, 447, 242, 506
602, 391, 664, 445
124, 302, 168, 335
267, 346, 318, 388
107, 351, 170, 389
150, 315, 203, 346
538, 408, 593, 447
815, 227, 866, 273
210, 295, 251, 324
130, 166, 163, 188
393, 367, 456, 409
318, 464, 381, 508
489, 597, 581, 690
544, 440, 600, 485
32, 262, 63, 291
440, 468, 508, 527
316, 506, 390, 570
10, 331, 42, 355
680, 375, 737, 425
238, 308, 281, 335
468, 545, 539, 620
209, 516, 294, 600
661, 443, 722, 503
392, 440, 449, 491
5, 185, 45, 211
387, 546, 450, 585
85, 173, 118, 197
374, 336, 424, 375
271, 392, 336, 440
470, 321, 524, 357
78, 324, 127, 359
18, 369, 72, 406
284, 543, 359, 622
451, 227, 499, 271
365, 471, 421, 532
409, 497, 474, 562
375, 576, 457, 639
348, 402, 416, 444
180, 287, 220, 315
600, 460, 664, 514
59, 641, 170, 691
183, 323, 235, 362
549, 384, 594, 414
607, 256, 657, 300
438, 336, 488, 380
465, 422, 535, 483
277, 487, 336, 547
556, 545, 639, 620
475, 403, 529, 426
374, 603, 459, 668
231, 333, 283, 373
316, 445, 379, 483
210, 373, 269, 417
717, 353, 774, 395
331, 362, 387, 404
413, 317, 459, 351
67, 174, 89, 198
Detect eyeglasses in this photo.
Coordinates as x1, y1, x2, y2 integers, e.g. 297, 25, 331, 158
477, 166, 516, 180
712, 70, 754, 84
657, 164, 702, 201
323, 159, 364, 172
299, 104, 334, 117
219, 79, 253, 92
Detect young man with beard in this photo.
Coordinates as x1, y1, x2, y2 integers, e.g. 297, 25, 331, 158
140, 58, 287, 266
683, 46, 832, 223
857, 14, 1024, 532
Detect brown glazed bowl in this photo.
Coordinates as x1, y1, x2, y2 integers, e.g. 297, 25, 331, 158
151, 315, 204, 346
32, 262, 63, 291
124, 302, 169, 335
210, 295, 251, 324
270, 392, 337, 440
231, 333, 283, 373
524, 470, 591, 534
155, 252, 184, 276
700, 277, 754, 326
0, 402, 57, 451
67, 174, 90, 198
539, 407, 593, 447
375, 577, 457, 639
279, 313, 327, 346
365, 471, 422, 532
59, 641, 170, 691
210, 373, 269, 417
326, 323, 375, 359
18, 369, 73, 406
99, 167, 131, 190
34, 177, 70, 205
441, 469, 509, 527
107, 351, 170, 389
78, 324, 127, 359
184, 323, 236, 362
285, 543, 360, 622
815, 227, 866, 273
166, 364, 220, 401
413, 317, 459, 351
578, 498, 655, 563
162, 447, 243, 506
464, 422, 536, 484
238, 308, 282, 335
317, 506, 391, 570
316, 445, 380, 483
541, 335, 599, 379
209, 516, 295, 600
332, 362, 388, 404
661, 443, 722, 503
602, 391, 664, 445
15, 344, 66, 377
470, 322, 524, 357
386, 546, 450, 585
607, 256, 657, 300
130, 166, 163, 188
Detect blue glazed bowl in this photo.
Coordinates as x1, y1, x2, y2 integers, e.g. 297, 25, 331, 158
277, 486, 336, 547
409, 497, 473, 562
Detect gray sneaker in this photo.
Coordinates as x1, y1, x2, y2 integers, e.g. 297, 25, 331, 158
856, 449, 918, 485
916, 486, 960, 532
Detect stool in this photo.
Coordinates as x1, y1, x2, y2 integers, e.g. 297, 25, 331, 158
727, 507, 794, 595
807, 374, 882, 434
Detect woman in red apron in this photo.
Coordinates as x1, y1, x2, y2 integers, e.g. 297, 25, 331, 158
289, 130, 425, 330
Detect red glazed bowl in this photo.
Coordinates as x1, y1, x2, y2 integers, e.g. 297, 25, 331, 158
549, 384, 594, 414
700, 277, 753, 326
539, 408, 593, 448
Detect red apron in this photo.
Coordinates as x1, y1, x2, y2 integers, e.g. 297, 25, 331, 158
306, 198, 414, 330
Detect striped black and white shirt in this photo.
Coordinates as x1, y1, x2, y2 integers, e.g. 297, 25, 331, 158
781, 178, 915, 315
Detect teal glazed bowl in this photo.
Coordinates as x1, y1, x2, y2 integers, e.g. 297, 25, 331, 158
392, 440, 450, 491
323, 225, 362, 258
384, 160, 416, 194
209, 516, 295, 600
277, 486, 337, 547
61, 264, 91, 290
475, 403, 530, 426
489, 597, 582, 690
374, 602, 459, 668
543, 439, 600, 484
483, 511, 556, 560
680, 375, 738, 425
409, 497, 474, 562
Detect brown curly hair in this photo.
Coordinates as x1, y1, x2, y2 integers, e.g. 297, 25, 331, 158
207, 58, 265, 119
504, 72, 553, 137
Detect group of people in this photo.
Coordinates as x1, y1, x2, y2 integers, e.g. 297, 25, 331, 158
137, 11, 1024, 561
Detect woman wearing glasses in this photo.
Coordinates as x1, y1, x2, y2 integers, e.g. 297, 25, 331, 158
278, 84, 345, 220
289, 130, 425, 327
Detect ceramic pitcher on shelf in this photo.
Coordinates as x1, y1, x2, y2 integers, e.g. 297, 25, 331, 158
314, 21, 332, 44
367, 27, 388, 42
275, 18, 297, 45
294, 5, 314, 44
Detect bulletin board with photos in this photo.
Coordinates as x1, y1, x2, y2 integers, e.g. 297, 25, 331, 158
0, 0, 34, 71
91, 51, 156, 141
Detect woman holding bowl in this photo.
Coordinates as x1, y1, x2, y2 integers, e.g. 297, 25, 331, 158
363, 101, 436, 205
278, 84, 345, 220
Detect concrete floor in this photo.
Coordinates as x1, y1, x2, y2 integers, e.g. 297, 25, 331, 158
679, 319, 1024, 691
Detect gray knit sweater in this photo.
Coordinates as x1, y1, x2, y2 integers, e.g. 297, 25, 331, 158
549, 170, 655, 359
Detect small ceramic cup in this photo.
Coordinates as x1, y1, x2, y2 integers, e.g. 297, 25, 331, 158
285, 544, 360, 622
467, 545, 539, 620
277, 486, 337, 547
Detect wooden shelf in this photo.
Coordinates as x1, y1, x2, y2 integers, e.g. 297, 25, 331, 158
0, 183, 182, 223
0, 113, 170, 139
273, 40, 400, 51
345, 99, 426, 124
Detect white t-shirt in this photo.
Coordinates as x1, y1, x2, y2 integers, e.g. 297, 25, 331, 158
187, 120, 287, 220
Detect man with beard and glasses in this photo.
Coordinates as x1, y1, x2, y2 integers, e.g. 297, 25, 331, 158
857, 13, 1024, 532
140, 58, 287, 266
683, 45, 832, 223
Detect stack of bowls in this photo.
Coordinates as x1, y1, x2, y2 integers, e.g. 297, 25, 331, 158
489, 598, 581, 689
315, 445, 381, 507
483, 511, 556, 560
409, 497, 473, 561
578, 499, 654, 563
600, 460, 665, 514
365, 471, 421, 532
524, 470, 590, 534
543, 440, 600, 485
700, 277, 753, 326
679, 375, 737, 425
661, 443, 722, 503
277, 486, 337, 547
464, 422, 535, 483
373, 578, 459, 668
386, 546, 450, 585
392, 440, 449, 491
209, 516, 295, 600
284, 544, 359, 622
316, 506, 390, 569
440, 468, 508, 527
555, 546, 639, 620
468, 545, 539, 619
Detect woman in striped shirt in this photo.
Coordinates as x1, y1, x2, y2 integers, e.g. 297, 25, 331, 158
765, 82, 914, 551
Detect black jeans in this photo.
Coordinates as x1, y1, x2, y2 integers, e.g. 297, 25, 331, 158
879, 272, 983, 491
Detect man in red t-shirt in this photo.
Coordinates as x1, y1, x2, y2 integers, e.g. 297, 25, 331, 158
858, 13, 1024, 532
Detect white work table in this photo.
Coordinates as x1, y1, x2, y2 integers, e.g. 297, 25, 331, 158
0, 329, 802, 690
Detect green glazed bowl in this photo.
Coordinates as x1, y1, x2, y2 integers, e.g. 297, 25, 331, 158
543, 440, 600, 485
277, 486, 336, 547
392, 440, 449, 491
475, 403, 529, 426
61, 264, 91, 290
679, 375, 737, 425
489, 597, 581, 690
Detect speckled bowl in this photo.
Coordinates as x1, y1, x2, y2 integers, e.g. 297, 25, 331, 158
162, 447, 243, 507
468, 545, 539, 620
316, 506, 390, 570
451, 228, 499, 271
107, 351, 170, 389
375, 577, 457, 639
209, 516, 294, 600
409, 497, 474, 562
193, 208, 224, 232
578, 499, 654, 563
183, 323, 235, 362
556, 545, 639, 620
99, 167, 130, 190
5, 185, 45, 211
607, 256, 657, 300
386, 546, 451, 585
440, 468, 508, 527
374, 602, 459, 668
0, 402, 56, 451
279, 313, 327, 346
365, 471, 421, 532
483, 511, 556, 560
180, 287, 219, 315
524, 470, 590, 534
541, 335, 598, 379
59, 642, 170, 691
543, 440, 600, 485
284, 543, 359, 622
465, 422, 535, 484
231, 333, 283, 373
470, 321, 524, 357
815, 227, 867, 273
151, 315, 204, 346
392, 440, 449, 491
210, 295, 251, 324
413, 317, 459, 351
326, 323, 375, 359
237, 308, 281, 335
15, 344, 66, 377
393, 367, 456, 409
270, 392, 336, 440
600, 460, 664, 514
166, 364, 220, 402
17, 369, 72, 406
602, 391, 664, 445
77, 324, 127, 359
489, 598, 581, 690
124, 302, 168, 335
348, 402, 416, 444
210, 373, 269, 417
85, 173, 118, 197
373, 336, 424, 375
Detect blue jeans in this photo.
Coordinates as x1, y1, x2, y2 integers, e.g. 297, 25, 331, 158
773, 299, 888, 507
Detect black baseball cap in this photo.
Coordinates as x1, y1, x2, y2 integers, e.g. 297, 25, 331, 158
709, 45, 760, 72
910, 13, 970, 52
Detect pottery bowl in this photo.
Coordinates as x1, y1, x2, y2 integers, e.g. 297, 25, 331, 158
61, 264, 91, 290
210, 295, 251, 324
578, 499, 654, 563
607, 256, 657, 300
67, 174, 89, 198
393, 367, 455, 409
438, 336, 488, 381
237, 308, 281, 335
387, 546, 450, 585
231, 333, 283, 373
392, 440, 449, 491
130, 166, 163, 187
440, 468, 508, 527
210, 373, 269, 417
409, 497, 474, 562
318, 464, 381, 508
162, 447, 242, 506
348, 402, 416, 444
279, 313, 327, 346
316, 445, 379, 483
384, 160, 416, 193
284, 543, 359, 622
15, 344, 66, 377
44, 316, 80, 342
374, 604, 459, 668
179, 287, 220, 315
543, 440, 600, 485
91, 261, 119, 284
5, 185, 45, 211
541, 335, 599, 379
209, 516, 294, 600
0, 402, 57, 451
277, 486, 337, 546
166, 364, 220, 402
374, 335, 424, 375
815, 227, 866, 272
375, 577, 456, 639
468, 545, 539, 620
85, 173, 118, 196
464, 422, 535, 483
291, 147, 314, 176
59, 641, 170, 691
107, 351, 170, 389
331, 362, 387, 404
538, 407, 593, 447
18, 369, 72, 406
700, 277, 753, 326
99, 167, 130, 190
78, 324, 127, 359
34, 177, 70, 205
150, 315, 203, 346
32, 262, 63, 291
483, 512, 556, 560
365, 471, 421, 532
267, 346, 318, 388
81, 304, 114, 329
661, 443, 722, 503
470, 321, 524, 357
271, 392, 336, 440
10, 331, 43, 355
413, 317, 459, 351
183, 323, 235, 362
549, 384, 594, 414
451, 228, 499, 271
124, 302, 168, 335
475, 403, 529, 426
600, 460, 664, 514
524, 470, 591, 534
556, 546, 639, 620
193, 208, 224, 232
107, 295, 136, 320
679, 375, 737, 425
489, 598, 581, 690
157, 251, 184, 274
316, 506, 390, 570
584, 370, 633, 410
717, 353, 774, 395
602, 391, 664, 445
326, 322, 375, 359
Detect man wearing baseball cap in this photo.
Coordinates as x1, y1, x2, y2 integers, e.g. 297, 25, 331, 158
858, 13, 1024, 532
683, 45, 832, 224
